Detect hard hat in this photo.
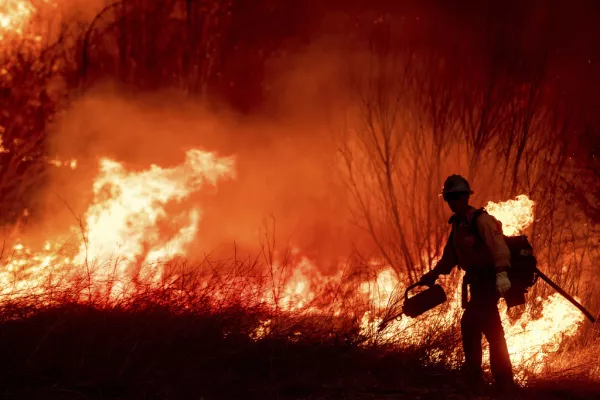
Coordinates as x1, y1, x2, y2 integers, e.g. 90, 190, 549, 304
441, 174, 474, 195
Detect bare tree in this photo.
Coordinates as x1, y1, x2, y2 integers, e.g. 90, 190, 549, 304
0, 32, 70, 225
80, 0, 232, 94
336, 21, 463, 283
336, 16, 596, 314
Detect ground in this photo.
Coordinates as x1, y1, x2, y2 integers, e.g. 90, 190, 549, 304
0, 305, 597, 400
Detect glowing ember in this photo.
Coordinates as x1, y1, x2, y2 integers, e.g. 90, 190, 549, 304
48, 157, 78, 169
251, 319, 272, 341
0, 134, 8, 153
485, 194, 535, 236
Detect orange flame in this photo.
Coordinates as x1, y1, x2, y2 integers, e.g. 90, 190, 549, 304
485, 194, 535, 236
0, 0, 34, 40
0, 149, 235, 301
75, 150, 235, 289
501, 293, 584, 376
0, 0, 56, 43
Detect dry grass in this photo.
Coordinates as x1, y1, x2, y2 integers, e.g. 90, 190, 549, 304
0, 249, 597, 399
0, 298, 596, 399
0, 302, 455, 400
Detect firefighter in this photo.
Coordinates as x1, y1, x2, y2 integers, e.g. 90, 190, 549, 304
419, 174, 515, 390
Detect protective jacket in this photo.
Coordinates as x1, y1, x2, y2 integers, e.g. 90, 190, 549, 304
433, 206, 511, 278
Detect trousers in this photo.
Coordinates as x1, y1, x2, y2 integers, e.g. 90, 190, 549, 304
460, 282, 514, 384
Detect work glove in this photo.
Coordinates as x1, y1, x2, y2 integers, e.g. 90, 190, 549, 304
495, 271, 511, 297
419, 270, 439, 287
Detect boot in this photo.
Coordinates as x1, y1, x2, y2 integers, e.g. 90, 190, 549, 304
459, 364, 487, 393
492, 376, 518, 397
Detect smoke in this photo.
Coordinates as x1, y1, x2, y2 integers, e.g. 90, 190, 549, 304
39, 42, 367, 272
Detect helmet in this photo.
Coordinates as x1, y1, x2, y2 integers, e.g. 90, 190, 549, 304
441, 174, 474, 195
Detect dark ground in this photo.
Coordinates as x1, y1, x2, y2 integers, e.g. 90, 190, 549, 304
0, 305, 597, 400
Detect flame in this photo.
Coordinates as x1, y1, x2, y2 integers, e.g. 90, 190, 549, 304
48, 157, 78, 169
74, 150, 235, 288
0, 0, 56, 43
0, 0, 34, 40
501, 294, 584, 376
485, 194, 535, 236
0, 0, 590, 385
0, 148, 235, 301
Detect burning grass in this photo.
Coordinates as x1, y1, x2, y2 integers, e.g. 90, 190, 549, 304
0, 246, 598, 392
0, 258, 597, 400
0, 253, 454, 399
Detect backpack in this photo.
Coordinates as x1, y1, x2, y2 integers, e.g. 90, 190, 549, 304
468, 208, 539, 306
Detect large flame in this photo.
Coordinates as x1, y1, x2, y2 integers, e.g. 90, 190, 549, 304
74, 150, 235, 278
0, 149, 235, 300
485, 194, 535, 236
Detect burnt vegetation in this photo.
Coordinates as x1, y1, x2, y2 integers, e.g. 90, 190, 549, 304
1, 0, 600, 399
